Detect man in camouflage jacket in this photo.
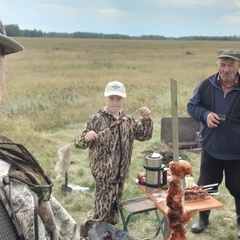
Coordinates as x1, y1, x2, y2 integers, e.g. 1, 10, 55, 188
0, 20, 80, 240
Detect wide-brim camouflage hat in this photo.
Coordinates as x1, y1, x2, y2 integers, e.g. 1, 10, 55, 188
0, 20, 23, 55
217, 49, 240, 61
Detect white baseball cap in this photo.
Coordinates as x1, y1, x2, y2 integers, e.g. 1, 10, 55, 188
104, 81, 126, 98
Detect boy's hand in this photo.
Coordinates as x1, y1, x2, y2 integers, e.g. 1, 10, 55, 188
139, 107, 151, 119
84, 130, 98, 142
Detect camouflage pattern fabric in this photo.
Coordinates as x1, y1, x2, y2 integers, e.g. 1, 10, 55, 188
75, 109, 153, 229
0, 171, 80, 240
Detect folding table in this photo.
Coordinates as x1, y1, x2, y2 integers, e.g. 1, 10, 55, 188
137, 184, 223, 240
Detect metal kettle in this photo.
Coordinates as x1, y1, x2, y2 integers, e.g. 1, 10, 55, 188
144, 152, 167, 193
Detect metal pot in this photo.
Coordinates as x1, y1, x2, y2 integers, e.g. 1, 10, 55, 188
144, 152, 167, 193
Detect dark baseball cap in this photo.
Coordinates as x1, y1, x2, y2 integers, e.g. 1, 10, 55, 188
217, 49, 240, 61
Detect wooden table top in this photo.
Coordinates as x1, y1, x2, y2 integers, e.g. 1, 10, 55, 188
137, 184, 223, 217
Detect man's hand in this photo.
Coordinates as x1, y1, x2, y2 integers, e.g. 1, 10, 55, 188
206, 112, 220, 128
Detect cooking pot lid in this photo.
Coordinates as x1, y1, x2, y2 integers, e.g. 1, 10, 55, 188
147, 152, 162, 159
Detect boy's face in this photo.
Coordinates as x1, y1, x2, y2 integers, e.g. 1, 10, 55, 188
104, 95, 124, 115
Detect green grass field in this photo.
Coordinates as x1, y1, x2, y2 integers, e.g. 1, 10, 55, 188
1, 38, 239, 239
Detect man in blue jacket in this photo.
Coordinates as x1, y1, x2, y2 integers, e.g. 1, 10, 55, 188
187, 49, 240, 238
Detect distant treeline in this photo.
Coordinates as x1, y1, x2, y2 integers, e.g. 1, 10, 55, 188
5, 24, 240, 41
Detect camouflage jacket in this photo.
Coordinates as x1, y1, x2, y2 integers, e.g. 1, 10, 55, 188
0, 162, 80, 240
74, 109, 153, 183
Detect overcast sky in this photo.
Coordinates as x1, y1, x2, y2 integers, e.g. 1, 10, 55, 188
1, 0, 240, 37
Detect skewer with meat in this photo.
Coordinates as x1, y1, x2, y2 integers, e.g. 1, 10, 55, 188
98, 109, 140, 135
184, 185, 210, 201
166, 160, 192, 240
97, 117, 127, 135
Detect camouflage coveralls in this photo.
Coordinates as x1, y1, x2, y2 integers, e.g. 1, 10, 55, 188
0, 178, 80, 240
74, 109, 153, 227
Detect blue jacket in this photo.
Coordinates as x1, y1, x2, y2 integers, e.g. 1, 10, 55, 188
187, 73, 240, 160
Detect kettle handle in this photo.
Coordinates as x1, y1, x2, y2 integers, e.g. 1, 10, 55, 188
162, 169, 168, 185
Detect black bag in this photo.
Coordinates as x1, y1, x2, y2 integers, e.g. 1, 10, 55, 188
88, 221, 131, 240
0, 135, 53, 201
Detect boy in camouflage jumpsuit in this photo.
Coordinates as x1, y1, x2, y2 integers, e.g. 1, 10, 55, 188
74, 81, 153, 237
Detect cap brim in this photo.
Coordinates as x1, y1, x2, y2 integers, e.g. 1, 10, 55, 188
0, 34, 23, 55
217, 54, 239, 61
104, 91, 126, 98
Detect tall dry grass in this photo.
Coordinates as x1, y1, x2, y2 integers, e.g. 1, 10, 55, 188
4, 39, 237, 126
1, 38, 239, 239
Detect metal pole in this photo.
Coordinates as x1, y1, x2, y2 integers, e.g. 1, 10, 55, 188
170, 78, 179, 162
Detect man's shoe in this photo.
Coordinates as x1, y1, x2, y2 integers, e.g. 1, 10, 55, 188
80, 223, 88, 238
191, 218, 209, 233
237, 219, 240, 239
235, 199, 240, 238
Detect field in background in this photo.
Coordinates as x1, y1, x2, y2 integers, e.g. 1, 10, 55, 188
1, 38, 239, 239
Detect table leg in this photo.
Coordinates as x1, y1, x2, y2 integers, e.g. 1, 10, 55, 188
162, 217, 171, 240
